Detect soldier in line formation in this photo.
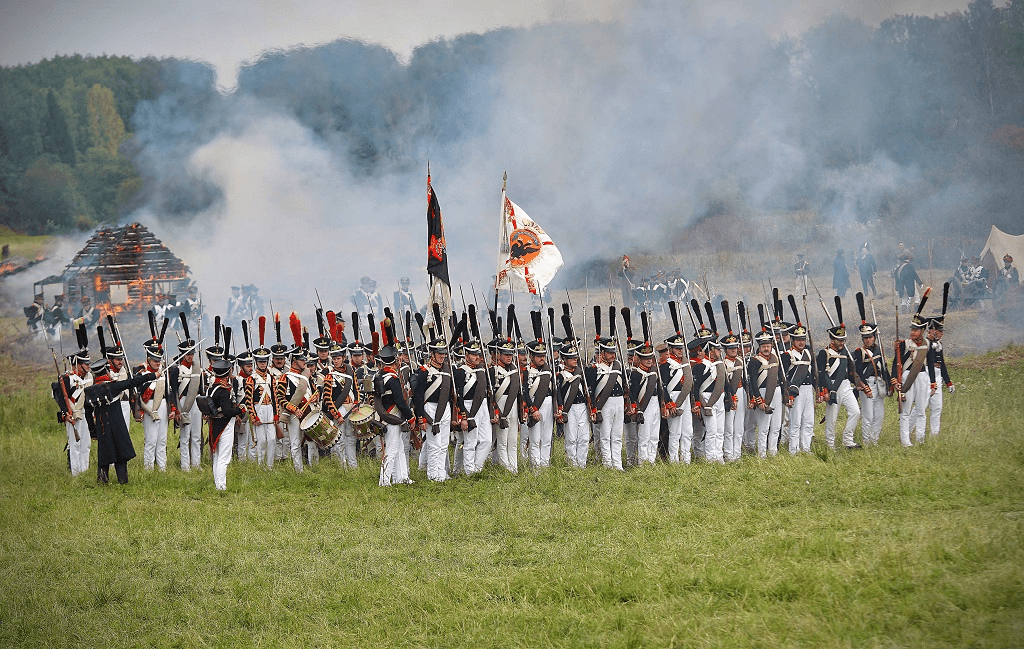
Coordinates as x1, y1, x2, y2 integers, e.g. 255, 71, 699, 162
50, 280, 957, 490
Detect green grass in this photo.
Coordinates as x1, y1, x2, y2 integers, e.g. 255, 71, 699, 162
0, 225, 53, 260
1, 348, 1022, 647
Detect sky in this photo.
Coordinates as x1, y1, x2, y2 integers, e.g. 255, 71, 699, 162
0, 0, 982, 90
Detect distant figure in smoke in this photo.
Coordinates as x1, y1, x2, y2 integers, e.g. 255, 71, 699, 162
353, 276, 383, 319
43, 294, 69, 341
832, 248, 851, 299
620, 255, 636, 307
226, 286, 242, 320
393, 277, 418, 316
77, 295, 100, 328
893, 245, 922, 312
794, 253, 810, 297
856, 242, 877, 297
24, 294, 45, 338
996, 254, 1019, 296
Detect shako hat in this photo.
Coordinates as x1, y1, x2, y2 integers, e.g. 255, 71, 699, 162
720, 332, 740, 347
90, 358, 109, 377
635, 342, 655, 358
235, 350, 253, 365
210, 359, 233, 377
143, 340, 163, 359
858, 322, 878, 337
753, 330, 774, 346
827, 324, 847, 341
526, 339, 547, 355
489, 337, 516, 354
927, 316, 944, 331
790, 324, 808, 340
597, 337, 617, 353
559, 342, 579, 359
328, 341, 346, 357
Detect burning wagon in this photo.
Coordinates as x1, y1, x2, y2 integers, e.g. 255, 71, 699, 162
34, 222, 192, 316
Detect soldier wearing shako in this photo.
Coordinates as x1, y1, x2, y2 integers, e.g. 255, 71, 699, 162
852, 293, 890, 447
233, 349, 255, 462
412, 331, 456, 483
274, 313, 316, 473
104, 339, 133, 430
719, 304, 746, 462
748, 319, 786, 458
690, 329, 724, 462
891, 292, 936, 447
556, 340, 591, 468
458, 338, 492, 475
323, 340, 358, 468
815, 300, 865, 449
245, 317, 279, 469
925, 283, 953, 438
661, 301, 694, 464
268, 313, 290, 461
781, 321, 815, 455
488, 337, 521, 473
169, 313, 205, 472
585, 306, 626, 471
208, 359, 245, 491
136, 313, 175, 471
523, 311, 556, 469
86, 353, 154, 485
374, 327, 416, 486
52, 321, 93, 476
628, 340, 667, 466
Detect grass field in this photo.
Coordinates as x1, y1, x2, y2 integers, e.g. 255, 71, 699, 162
0, 225, 53, 261
1, 347, 1022, 647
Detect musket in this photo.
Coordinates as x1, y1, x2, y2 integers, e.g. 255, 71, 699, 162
870, 299, 888, 388
583, 279, 590, 364
609, 306, 635, 418
788, 293, 818, 389
736, 301, 754, 408
894, 295, 903, 413
562, 294, 598, 422
107, 313, 140, 416
51, 348, 79, 441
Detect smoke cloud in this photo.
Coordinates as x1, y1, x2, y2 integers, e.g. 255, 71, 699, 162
118, 1, 1018, 317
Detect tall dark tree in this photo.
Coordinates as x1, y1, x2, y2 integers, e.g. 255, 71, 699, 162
42, 89, 76, 165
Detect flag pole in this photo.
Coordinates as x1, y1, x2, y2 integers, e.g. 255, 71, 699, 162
495, 171, 507, 313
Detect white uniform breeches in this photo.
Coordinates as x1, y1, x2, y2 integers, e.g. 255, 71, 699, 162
598, 398, 625, 470
212, 418, 235, 491
825, 380, 861, 447
66, 418, 90, 476
563, 403, 590, 468
143, 401, 168, 470
788, 384, 815, 454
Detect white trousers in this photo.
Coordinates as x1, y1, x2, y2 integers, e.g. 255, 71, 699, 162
624, 417, 639, 467
424, 402, 450, 482
598, 398, 625, 470
723, 388, 746, 462
236, 419, 255, 462
285, 415, 304, 472
666, 395, 693, 464
332, 422, 359, 469
927, 383, 943, 437
179, 401, 203, 470
788, 385, 815, 454
379, 424, 410, 486
700, 395, 725, 463
528, 399, 554, 468
563, 403, 590, 468
120, 401, 131, 430
899, 370, 930, 446
859, 377, 886, 446
825, 380, 861, 448
462, 401, 492, 475
252, 405, 276, 468
143, 401, 168, 470
493, 414, 520, 473
636, 398, 661, 465
66, 418, 90, 476
212, 418, 235, 491
756, 390, 783, 458
743, 391, 758, 452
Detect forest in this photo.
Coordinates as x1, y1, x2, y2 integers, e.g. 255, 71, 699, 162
0, 0, 1022, 238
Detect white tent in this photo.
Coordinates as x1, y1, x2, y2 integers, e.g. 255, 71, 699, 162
980, 225, 1024, 280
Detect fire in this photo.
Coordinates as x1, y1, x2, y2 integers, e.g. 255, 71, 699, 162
95, 273, 184, 317
0, 261, 16, 275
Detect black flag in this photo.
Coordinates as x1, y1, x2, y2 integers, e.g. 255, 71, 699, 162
426, 172, 450, 287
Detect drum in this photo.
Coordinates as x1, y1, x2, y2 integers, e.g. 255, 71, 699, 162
299, 410, 341, 449
347, 403, 379, 439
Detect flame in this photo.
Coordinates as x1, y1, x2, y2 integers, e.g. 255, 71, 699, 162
0, 262, 16, 275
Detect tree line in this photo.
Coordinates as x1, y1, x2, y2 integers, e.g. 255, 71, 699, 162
0, 55, 164, 234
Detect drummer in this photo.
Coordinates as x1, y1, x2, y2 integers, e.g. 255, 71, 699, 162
324, 341, 358, 468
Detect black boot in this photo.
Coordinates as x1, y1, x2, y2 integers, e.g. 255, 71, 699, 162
115, 462, 128, 484
97, 466, 109, 484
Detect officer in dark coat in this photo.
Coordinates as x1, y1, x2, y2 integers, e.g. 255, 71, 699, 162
85, 360, 155, 484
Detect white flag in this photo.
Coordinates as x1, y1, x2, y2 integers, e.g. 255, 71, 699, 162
495, 194, 563, 295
